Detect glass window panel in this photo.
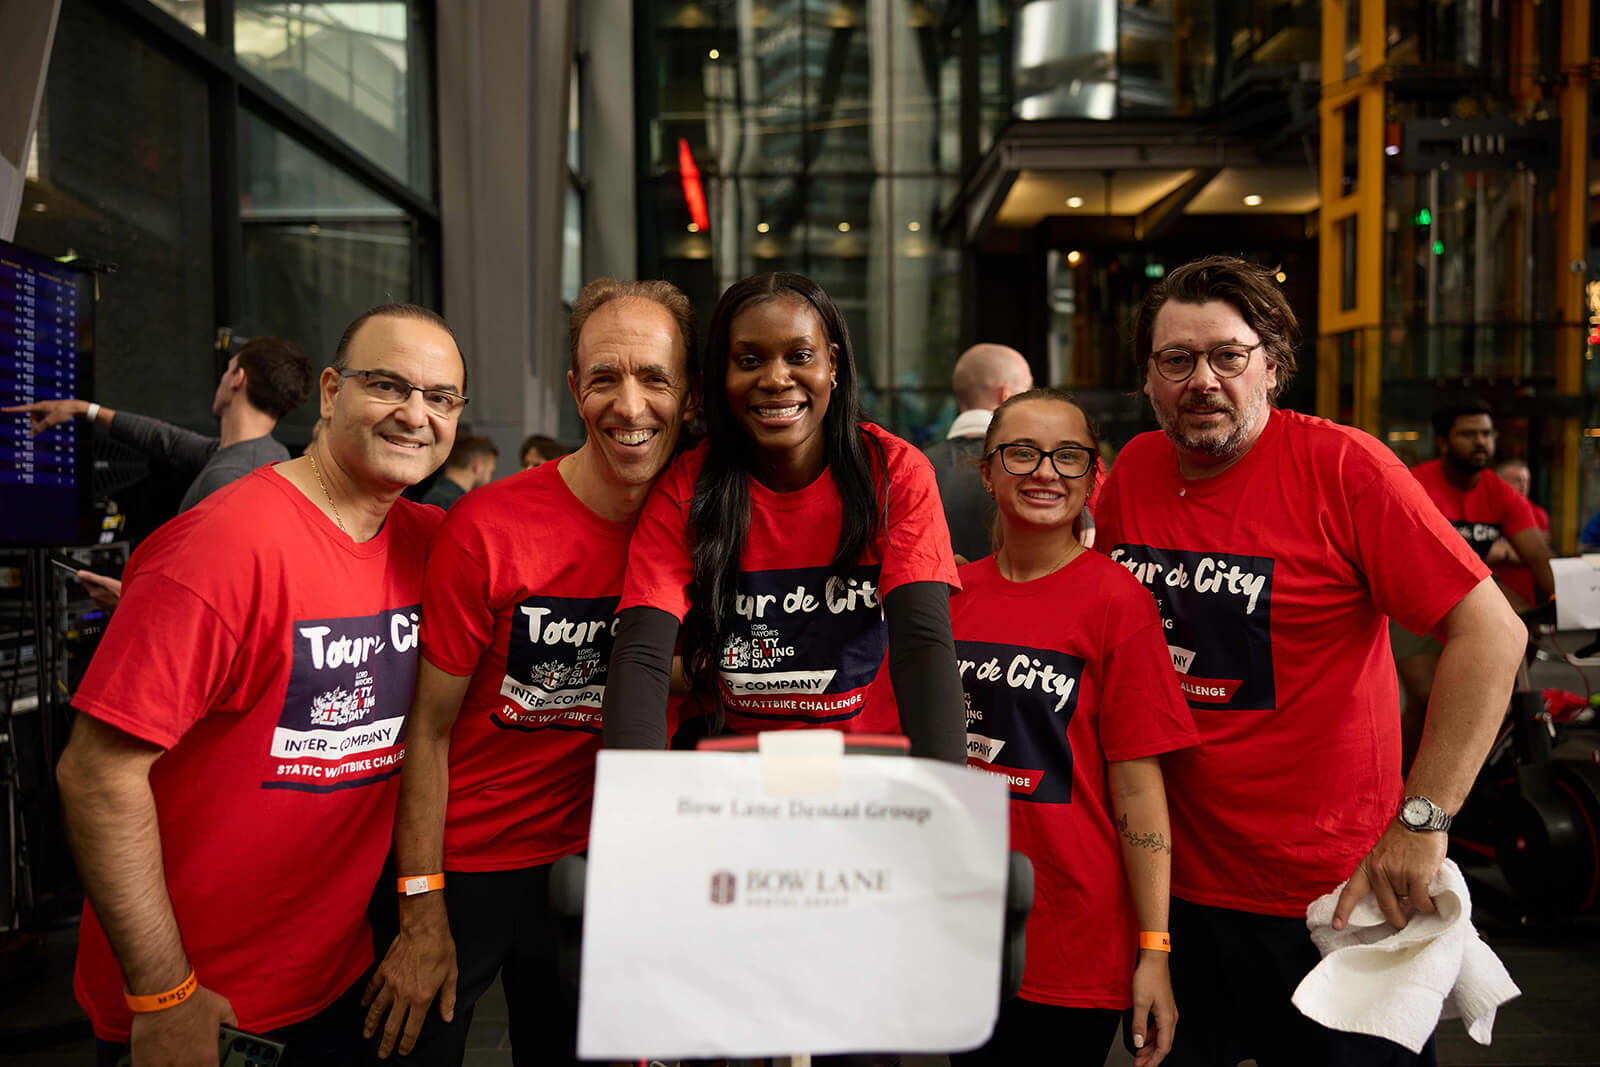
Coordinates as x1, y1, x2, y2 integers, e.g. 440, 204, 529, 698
568, 62, 581, 175
148, 0, 205, 35
1339, 215, 1359, 312
238, 112, 420, 433
649, 3, 810, 177
887, 175, 960, 444
13, 0, 214, 430
563, 180, 582, 306
234, 2, 431, 195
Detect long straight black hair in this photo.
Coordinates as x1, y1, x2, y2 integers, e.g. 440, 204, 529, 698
681, 272, 887, 695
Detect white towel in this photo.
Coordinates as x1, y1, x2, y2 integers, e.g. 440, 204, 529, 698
1291, 858, 1521, 1053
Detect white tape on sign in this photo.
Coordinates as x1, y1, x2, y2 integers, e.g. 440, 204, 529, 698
757, 728, 844, 794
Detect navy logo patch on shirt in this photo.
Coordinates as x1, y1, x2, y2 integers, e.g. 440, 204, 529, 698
266, 606, 420, 792
498, 594, 620, 733
956, 638, 1084, 803
1108, 544, 1276, 711
716, 563, 887, 724
1452, 520, 1502, 561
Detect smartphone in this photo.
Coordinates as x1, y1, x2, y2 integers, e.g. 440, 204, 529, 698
49, 556, 81, 577
218, 1023, 286, 1066
114, 1024, 285, 1067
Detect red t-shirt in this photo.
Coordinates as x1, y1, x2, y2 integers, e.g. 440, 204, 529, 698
620, 422, 958, 735
421, 460, 635, 871
950, 553, 1196, 1009
1094, 410, 1488, 917
71, 468, 442, 1040
1409, 459, 1538, 561
1491, 502, 1551, 607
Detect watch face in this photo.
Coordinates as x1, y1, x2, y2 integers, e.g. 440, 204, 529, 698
1401, 797, 1432, 826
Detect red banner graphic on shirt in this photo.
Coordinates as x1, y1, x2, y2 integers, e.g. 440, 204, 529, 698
1177, 675, 1243, 703
969, 760, 1046, 795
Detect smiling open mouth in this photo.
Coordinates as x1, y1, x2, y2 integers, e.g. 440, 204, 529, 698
383, 435, 428, 450
752, 402, 804, 421
607, 428, 658, 446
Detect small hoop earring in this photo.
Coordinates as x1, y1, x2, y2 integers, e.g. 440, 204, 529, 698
830, 374, 838, 389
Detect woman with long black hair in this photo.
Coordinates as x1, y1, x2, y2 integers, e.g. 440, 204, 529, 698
602, 272, 965, 761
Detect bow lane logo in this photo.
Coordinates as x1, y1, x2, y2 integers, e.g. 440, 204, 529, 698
708, 868, 891, 909
710, 870, 738, 905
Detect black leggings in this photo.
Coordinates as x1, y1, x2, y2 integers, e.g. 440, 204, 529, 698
949, 997, 1121, 1067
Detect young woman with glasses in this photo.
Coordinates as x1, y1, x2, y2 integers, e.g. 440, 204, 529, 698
600, 272, 966, 762
949, 388, 1197, 1067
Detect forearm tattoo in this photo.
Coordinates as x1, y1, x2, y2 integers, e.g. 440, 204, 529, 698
1117, 814, 1172, 854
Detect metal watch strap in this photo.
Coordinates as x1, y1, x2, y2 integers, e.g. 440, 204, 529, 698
1399, 794, 1453, 832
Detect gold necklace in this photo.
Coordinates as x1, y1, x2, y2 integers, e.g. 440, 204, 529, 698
305, 453, 347, 533
998, 540, 1084, 582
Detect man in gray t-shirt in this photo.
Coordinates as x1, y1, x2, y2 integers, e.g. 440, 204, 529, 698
6, 336, 313, 512
4, 336, 312, 608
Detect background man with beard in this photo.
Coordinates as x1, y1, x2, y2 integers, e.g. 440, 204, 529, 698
360, 279, 697, 1065
1392, 401, 1553, 766
1093, 256, 1524, 1067
55, 305, 464, 1066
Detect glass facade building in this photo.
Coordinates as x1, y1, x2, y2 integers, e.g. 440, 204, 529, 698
6, 0, 1597, 540
12, 0, 439, 443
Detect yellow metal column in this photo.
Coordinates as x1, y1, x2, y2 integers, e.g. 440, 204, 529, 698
1551, 0, 1592, 553
1316, 0, 1386, 432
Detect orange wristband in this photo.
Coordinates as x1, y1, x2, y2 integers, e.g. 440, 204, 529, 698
397, 873, 445, 896
124, 969, 197, 1013
1139, 931, 1171, 952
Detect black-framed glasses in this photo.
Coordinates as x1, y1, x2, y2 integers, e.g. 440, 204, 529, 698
339, 369, 469, 418
1151, 342, 1263, 383
985, 442, 1095, 479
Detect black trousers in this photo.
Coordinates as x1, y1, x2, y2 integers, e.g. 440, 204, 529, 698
1164, 896, 1439, 1067
367, 863, 577, 1067
96, 976, 367, 1067
949, 998, 1121, 1067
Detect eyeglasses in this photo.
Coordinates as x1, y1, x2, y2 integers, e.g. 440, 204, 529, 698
1151, 342, 1263, 383
339, 369, 469, 418
985, 442, 1095, 479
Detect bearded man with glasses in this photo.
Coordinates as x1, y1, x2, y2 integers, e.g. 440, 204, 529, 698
57, 304, 464, 1066
1093, 257, 1522, 1067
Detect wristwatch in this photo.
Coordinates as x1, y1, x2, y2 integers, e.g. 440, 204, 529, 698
1397, 794, 1453, 832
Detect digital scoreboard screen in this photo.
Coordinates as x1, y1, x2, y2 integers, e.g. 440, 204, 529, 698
0, 238, 93, 545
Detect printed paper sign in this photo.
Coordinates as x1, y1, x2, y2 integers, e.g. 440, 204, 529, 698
577, 751, 1009, 1059
1553, 556, 1600, 631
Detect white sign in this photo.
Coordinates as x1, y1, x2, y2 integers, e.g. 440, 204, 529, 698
576, 749, 1009, 1060
1552, 555, 1600, 631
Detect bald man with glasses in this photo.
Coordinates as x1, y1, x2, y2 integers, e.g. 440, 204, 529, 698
57, 304, 465, 1067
